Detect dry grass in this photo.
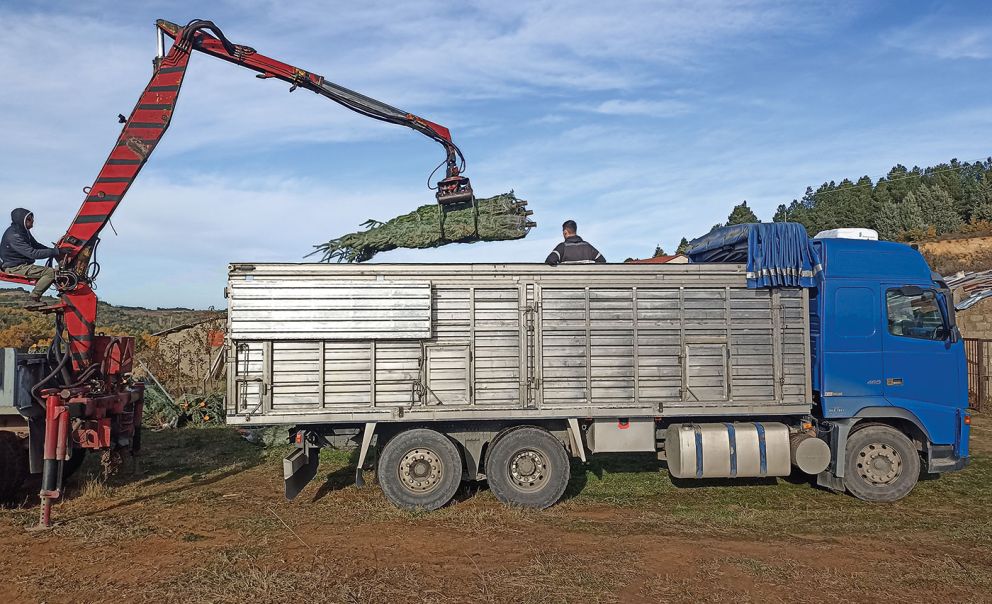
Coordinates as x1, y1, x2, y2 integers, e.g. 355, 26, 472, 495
145, 544, 638, 604
2, 416, 990, 603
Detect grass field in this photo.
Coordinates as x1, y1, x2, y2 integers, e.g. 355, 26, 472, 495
1, 416, 990, 603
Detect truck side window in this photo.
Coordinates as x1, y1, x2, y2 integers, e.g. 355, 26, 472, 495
886, 289, 946, 340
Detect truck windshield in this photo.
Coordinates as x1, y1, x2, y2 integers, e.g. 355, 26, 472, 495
886, 289, 946, 340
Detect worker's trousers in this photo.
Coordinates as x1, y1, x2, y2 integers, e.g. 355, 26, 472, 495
4, 263, 56, 297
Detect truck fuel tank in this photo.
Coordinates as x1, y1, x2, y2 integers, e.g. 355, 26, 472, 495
666, 422, 791, 479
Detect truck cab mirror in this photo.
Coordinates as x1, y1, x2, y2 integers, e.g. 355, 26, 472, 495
899, 285, 924, 296
934, 290, 957, 343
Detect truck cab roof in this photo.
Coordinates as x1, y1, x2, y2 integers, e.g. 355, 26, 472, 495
815, 238, 934, 283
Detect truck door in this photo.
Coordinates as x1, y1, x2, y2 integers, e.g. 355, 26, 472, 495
821, 280, 884, 404
881, 285, 959, 407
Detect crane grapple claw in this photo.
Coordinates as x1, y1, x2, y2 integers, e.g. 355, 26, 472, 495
436, 175, 474, 206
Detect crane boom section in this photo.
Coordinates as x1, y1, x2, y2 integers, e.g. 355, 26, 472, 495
58, 19, 469, 269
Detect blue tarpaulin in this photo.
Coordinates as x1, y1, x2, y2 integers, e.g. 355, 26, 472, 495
685, 223, 822, 288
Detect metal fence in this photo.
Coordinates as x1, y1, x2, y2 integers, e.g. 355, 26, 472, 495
965, 338, 989, 412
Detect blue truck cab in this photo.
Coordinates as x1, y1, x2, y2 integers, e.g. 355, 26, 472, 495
688, 224, 971, 502
811, 237, 970, 489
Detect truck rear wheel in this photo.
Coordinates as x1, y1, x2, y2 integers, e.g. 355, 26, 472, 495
377, 428, 462, 511
485, 427, 570, 509
0, 432, 28, 504
844, 425, 920, 503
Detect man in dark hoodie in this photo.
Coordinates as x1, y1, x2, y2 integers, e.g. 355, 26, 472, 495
1, 208, 62, 306
545, 220, 606, 266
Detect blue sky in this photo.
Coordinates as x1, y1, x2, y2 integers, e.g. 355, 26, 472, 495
1, 0, 990, 308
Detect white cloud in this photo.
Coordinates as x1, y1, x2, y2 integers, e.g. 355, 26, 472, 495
218, 0, 813, 95
885, 19, 992, 60
0, 1, 831, 167
575, 98, 692, 117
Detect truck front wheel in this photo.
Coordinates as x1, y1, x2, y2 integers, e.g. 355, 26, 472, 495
844, 425, 920, 503
377, 428, 462, 511
485, 427, 570, 509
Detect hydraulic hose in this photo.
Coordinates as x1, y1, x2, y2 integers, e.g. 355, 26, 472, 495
31, 314, 73, 406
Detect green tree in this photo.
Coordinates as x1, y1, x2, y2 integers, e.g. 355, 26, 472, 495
675, 237, 690, 254
773, 187, 816, 230
872, 165, 924, 220
876, 197, 924, 240
653, 245, 667, 257
924, 159, 965, 216
726, 201, 758, 225
830, 176, 878, 231
969, 176, 992, 221
910, 184, 962, 235
772, 203, 789, 223
963, 165, 992, 220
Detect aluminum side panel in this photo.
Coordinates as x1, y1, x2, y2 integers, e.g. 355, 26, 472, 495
228, 279, 431, 340
227, 264, 811, 422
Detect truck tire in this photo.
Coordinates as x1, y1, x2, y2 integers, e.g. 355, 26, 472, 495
0, 432, 28, 504
377, 428, 462, 511
485, 427, 570, 509
844, 425, 920, 503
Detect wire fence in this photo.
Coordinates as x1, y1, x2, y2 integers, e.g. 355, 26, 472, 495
965, 338, 989, 412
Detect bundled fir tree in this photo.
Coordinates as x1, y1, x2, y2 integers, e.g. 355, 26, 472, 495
310, 192, 534, 262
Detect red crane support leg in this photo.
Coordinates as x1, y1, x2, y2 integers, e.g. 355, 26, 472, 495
36, 392, 69, 529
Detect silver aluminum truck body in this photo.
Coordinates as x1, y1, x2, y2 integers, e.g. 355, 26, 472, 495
226, 263, 811, 424
226, 263, 821, 509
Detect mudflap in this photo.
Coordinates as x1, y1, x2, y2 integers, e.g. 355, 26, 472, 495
283, 445, 320, 500
27, 416, 45, 475
816, 470, 845, 493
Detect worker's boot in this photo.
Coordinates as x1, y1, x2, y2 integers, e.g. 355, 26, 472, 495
23, 295, 45, 309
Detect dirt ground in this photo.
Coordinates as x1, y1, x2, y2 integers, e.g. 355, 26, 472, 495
2, 416, 990, 604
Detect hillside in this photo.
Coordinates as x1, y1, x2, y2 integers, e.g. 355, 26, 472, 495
916, 235, 992, 276
0, 287, 223, 350
671, 158, 992, 252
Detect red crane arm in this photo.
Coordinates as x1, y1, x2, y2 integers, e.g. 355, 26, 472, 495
56, 32, 194, 271
56, 18, 472, 272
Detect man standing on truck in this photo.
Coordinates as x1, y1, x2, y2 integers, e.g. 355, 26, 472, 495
545, 220, 606, 266
1, 209, 62, 307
